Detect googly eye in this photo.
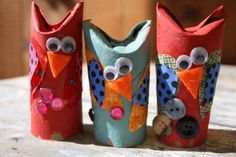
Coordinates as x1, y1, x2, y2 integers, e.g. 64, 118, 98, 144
61, 36, 76, 54
115, 57, 133, 75
190, 47, 208, 65
104, 66, 118, 81
46, 37, 61, 52
177, 55, 192, 70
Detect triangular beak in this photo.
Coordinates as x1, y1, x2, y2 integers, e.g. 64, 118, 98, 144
106, 73, 132, 101
176, 67, 203, 99
47, 51, 71, 78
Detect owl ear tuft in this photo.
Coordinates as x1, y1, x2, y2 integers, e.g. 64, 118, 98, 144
83, 20, 111, 55
156, 3, 184, 32
31, 2, 51, 32
197, 5, 226, 32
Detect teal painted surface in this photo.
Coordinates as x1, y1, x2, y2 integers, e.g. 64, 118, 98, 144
83, 20, 151, 147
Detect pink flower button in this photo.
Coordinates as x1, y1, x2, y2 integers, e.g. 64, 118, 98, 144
39, 88, 54, 104
110, 106, 124, 120
51, 98, 64, 111
36, 102, 48, 116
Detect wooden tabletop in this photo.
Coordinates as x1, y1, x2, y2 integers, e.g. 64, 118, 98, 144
0, 64, 236, 157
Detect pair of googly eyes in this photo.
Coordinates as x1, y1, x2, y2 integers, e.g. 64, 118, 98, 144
177, 47, 208, 70
103, 57, 133, 81
46, 36, 76, 54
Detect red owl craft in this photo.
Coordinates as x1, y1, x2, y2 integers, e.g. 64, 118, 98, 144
153, 4, 226, 147
29, 2, 83, 140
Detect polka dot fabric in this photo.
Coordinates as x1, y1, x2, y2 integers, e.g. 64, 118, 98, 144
132, 73, 150, 105
156, 64, 178, 108
88, 60, 105, 107
29, 43, 38, 81
204, 63, 220, 103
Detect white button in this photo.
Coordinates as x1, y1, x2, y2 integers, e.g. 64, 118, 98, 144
163, 98, 186, 120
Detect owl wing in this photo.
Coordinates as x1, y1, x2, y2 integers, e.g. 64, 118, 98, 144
30, 38, 47, 96
156, 54, 179, 109
129, 65, 149, 132
132, 67, 150, 105
199, 50, 221, 118
87, 59, 105, 107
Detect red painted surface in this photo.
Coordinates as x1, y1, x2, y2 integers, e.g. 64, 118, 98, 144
30, 2, 83, 140
156, 3, 226, 147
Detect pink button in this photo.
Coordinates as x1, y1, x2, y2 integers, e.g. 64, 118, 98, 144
110, 106, 124, 120
39, 88, 54, 104
51, 98, 64, 111
36, 102, 48, 116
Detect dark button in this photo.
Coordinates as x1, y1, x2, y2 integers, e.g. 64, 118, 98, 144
88, 108, 94, 121
176, 116, 200, 139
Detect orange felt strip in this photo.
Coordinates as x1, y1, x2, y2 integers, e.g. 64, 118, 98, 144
138, 64, 150, 88
47, 51, 71, 78
176, 67, 203, 99
86, 49, 97, 62
129, 104, 148, 132
106, 73, 132, 101
102, 87, 123, 110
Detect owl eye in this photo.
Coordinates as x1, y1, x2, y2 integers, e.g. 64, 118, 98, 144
104, 66, 118, 81
190, 47, 208, 65
46, 37, 61, 52
115, 57, 133, 75
61, 36, 76, 54
177, 55, 192, 70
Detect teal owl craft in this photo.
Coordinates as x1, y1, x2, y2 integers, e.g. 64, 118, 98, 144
83, 20, 151, 147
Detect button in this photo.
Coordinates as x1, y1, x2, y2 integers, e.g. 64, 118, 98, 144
176, 116, 200, 139
110, 106, 124, 120
39, 88, 54, 104
152, 114, 172, 136
88, 108, 94, 121
163, 98, 186, 120
36, 102, 48, 116
51, 98, 64, 111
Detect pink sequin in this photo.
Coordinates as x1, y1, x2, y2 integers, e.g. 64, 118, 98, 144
39, 88, 54, 104
51, 98, 64, 111
110, 106, 124, 120
36, 102, 48, 116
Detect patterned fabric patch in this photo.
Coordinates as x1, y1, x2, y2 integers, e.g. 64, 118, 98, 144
204, 64, 220, 102
132, 73, 150, 105
31, 38, 47, 96
156, 64, 179, 108
88, 60, 105, 107
156, 54, 178, 71
199, 50, 222, 118
29, 43, 39, 81
207, 50, 222, 66
129, 103, 148, 132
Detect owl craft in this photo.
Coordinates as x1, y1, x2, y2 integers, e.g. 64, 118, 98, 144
83, 20, 151, 147
153, 4, 226, 148
29, 2, 83, 140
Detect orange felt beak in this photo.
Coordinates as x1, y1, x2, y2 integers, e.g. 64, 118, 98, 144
47, 51, 71, 78
176, 67, 203, 99
106, 73, 132, 101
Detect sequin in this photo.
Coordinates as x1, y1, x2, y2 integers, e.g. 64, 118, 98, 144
39, 88, 54, 104
51, 98, 64, 111
110, 106, 124, 120
36, 102, 48, 116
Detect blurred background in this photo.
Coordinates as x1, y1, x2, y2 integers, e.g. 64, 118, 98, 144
0, 0, 235, 79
